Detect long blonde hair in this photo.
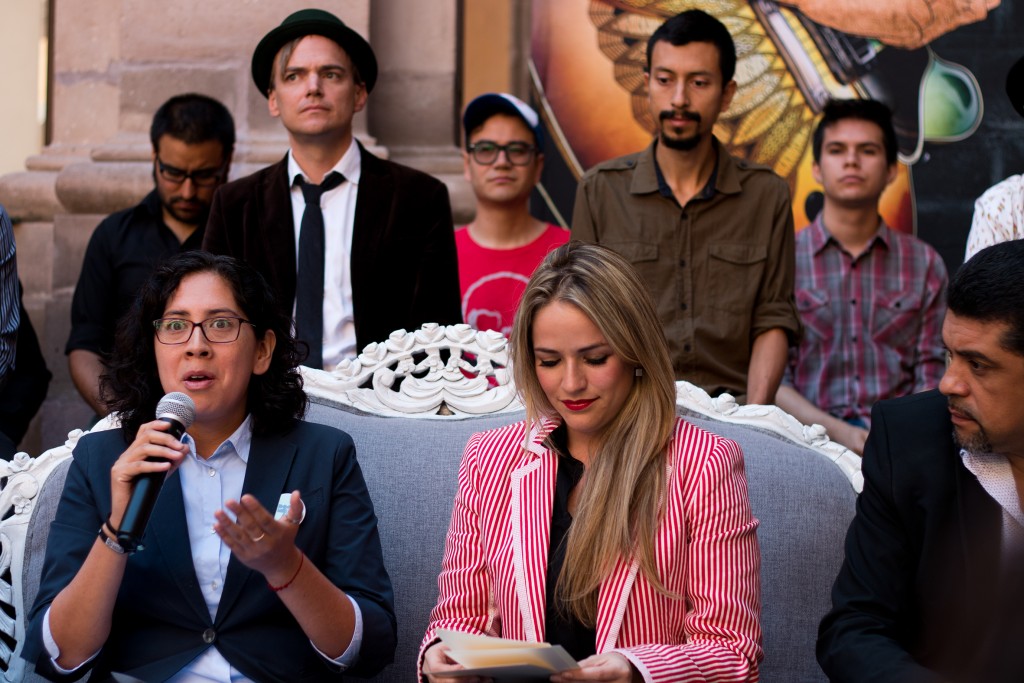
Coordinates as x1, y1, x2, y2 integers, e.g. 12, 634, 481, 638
510, 242, 678, 625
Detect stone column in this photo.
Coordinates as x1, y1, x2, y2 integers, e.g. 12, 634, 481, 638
368, 0, 471, 222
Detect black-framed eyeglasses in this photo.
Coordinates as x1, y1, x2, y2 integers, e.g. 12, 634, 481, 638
153, 317, 254, 345
155, 157, 227, 187
466, 141, 537, 166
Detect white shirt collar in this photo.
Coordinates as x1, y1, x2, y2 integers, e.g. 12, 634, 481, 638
286, 139, 362, 187
182, 413, 254, 464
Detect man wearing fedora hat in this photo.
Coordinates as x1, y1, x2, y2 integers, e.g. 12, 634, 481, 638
204, 9, 461, 369
965, 55, 1024, 259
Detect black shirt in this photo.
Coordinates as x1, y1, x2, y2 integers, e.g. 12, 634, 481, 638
545, 425, 597, 661
66, 191, 206, 356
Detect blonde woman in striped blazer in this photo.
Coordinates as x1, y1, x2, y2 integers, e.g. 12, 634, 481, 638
421, 242, 762, 682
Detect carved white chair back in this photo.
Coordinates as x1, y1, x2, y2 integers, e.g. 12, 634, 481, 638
302, 324, 862, 489
0, 415, 118, 682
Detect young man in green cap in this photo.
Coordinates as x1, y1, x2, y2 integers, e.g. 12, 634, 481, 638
204, 9, 461, 370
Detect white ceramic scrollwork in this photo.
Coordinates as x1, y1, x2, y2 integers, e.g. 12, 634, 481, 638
302, 324, 523, 418
0, 415, 118, 680
674, 382, 864, 492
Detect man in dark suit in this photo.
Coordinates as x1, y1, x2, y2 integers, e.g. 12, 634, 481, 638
204, 9, 461, 369
817, 240, 1024, 682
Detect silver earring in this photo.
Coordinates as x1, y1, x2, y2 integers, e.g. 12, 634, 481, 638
635, 367, 643, 377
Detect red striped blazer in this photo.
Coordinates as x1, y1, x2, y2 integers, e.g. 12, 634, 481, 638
421, 416, 762, 682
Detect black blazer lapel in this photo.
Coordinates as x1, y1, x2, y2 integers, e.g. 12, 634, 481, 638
216, 432, 299, 621
259, 157, 300, 309
947, 449, 1023, 677
351, 144, 395, 349
146, 470, 211, 623
953, 453, 1004, 585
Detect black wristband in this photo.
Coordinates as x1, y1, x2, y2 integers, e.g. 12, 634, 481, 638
98, 526, 127, 555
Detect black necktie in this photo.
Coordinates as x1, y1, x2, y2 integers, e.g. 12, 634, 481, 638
295, 172, 344, 369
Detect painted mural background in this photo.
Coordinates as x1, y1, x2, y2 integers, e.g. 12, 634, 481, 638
528, 0, 1023, 271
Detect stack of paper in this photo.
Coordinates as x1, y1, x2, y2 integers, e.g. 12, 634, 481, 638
431, 629, 580, 680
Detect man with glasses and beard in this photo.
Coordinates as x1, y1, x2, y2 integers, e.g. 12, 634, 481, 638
818, 240, 1024, 682
66, 93, 234, 419
571, 9, 798, 405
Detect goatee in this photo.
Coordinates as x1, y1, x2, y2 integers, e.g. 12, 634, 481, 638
949, 400, 993, 453
660, 131, 702, 151
952, 426, 993, 454
658, 109, 702, 151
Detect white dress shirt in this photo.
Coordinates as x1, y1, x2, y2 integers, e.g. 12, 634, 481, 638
44, 416, 364, 681
287, 143, 361, 368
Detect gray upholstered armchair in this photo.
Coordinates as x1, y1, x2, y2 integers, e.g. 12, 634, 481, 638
4, 324, 859, 682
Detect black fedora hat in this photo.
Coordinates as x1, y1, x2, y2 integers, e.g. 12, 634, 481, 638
251, 8, 378, 97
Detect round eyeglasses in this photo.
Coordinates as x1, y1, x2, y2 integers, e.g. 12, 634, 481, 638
153, 317, 254, 345
466, 141, 537, 166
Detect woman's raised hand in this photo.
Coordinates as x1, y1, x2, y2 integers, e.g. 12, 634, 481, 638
214, 490, 305, 585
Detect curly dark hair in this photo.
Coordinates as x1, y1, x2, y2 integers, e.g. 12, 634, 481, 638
101, 251, 307, 439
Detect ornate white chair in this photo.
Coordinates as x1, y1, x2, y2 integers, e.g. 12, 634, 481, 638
2, 324, 859, 682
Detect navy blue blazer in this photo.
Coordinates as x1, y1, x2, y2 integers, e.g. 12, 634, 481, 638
817, 390, 1024, 682
23, 420, 396, 682
203, 145, 463, 353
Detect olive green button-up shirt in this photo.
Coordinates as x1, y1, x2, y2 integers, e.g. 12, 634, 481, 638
571, 139, 800, 399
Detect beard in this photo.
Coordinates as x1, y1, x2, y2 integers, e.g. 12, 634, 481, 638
952, 426, 993, 454
153, 168, 209, 227
161, 197, 207, 226
949, 400, 993, 453
659, 109, 703, 151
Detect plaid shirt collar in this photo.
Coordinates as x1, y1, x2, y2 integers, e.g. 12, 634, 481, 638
810, 213, 893, 259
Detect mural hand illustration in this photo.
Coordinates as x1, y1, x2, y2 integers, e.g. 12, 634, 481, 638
781, 0, 999, 49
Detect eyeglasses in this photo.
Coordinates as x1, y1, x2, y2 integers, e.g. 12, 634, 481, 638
155, 158, 227, 187
153, 317, 254, 345
466, 141, 537, 166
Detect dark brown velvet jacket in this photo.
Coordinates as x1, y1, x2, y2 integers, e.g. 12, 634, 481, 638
204, 144, 462, 351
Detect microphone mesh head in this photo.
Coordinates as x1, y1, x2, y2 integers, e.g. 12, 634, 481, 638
156, 392, 196, 429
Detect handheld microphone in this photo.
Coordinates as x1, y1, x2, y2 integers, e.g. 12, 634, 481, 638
117, 392, 196, 553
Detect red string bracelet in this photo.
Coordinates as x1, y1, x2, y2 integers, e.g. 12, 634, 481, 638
268, 553, 304, 592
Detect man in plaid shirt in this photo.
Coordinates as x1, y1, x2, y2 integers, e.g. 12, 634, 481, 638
776, 100, 947, 454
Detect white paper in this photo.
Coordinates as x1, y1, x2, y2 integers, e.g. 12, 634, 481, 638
434, 629, 580, 676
